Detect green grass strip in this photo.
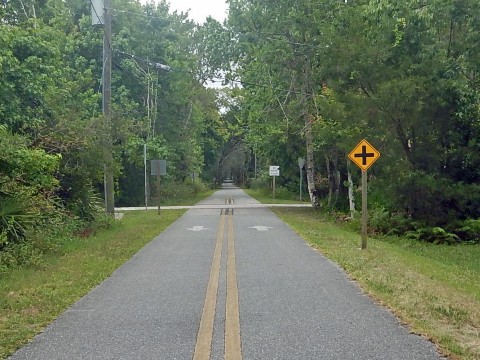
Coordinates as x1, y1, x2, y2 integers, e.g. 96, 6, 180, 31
0, 210, 185, 359
272, 208, 480, 360
243, 188, 311, 204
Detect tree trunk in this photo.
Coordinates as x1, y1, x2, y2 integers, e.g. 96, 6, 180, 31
334, 169, 341, 209
301, 58, 317, 207
305, 114, 316, 205
347, 159, 356, 218
325, 154, 332, 208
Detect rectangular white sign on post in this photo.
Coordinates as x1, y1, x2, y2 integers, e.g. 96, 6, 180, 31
269, 166, 280, 176
151, 160, 167, 176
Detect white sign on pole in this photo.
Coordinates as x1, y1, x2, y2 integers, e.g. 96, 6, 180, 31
151, 160, 167, 176
91, 0, 104, 25
269, 166, 280, 176
298, 158, 305, 169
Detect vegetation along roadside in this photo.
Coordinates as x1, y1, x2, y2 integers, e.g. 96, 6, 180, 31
0, 210, 185, 359
271, 207, 480, 360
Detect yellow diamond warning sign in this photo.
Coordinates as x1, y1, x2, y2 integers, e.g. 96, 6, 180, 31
348, 139, 380, 171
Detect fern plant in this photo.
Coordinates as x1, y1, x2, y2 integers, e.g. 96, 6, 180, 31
405, 227, 461, 245
455, 219, 480, 244
0, 195, 39, 248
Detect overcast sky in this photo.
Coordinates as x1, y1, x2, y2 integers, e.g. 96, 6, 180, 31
167, 0, 228, 23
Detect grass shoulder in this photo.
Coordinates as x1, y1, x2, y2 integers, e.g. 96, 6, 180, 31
0, 210, 185, 359
243, 188, 311, 204
271, 207, 480, 360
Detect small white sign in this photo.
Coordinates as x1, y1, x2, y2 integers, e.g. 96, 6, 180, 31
151, 159, 167, 176
250, 226, 273, 231
269, 166, 280, 176
187, 226, 209, 231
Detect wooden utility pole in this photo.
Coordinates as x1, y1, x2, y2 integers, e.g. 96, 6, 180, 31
103, 0, 114, 215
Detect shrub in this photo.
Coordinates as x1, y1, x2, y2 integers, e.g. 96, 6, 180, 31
367, 206, 414, 236
190, 179, 207, 195
405, 227, 461, 245
154, 178, 209, 205
396, 171, 480, 226
454, 219, 480, 244
0, 195, 39, 248
0, 236, 43, 274
274, 186, 297, 200
368, 206, 391, 234
249, 177, 269, 190
68, 185, 103, 222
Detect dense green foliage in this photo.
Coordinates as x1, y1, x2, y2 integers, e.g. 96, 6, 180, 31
0, 0, 232, 269
1, 0, 480, 272
203, 0, 480, 242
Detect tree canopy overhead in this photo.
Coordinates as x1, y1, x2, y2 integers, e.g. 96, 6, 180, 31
1, 0, 480, 244
205, 0, 480, 239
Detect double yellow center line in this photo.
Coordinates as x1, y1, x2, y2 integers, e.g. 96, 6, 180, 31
193, 213, 242, 360
225, 213, 241, 359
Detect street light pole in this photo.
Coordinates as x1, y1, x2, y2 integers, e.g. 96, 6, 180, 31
298, 157, 305, 202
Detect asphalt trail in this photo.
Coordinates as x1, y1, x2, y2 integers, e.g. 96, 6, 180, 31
10, 185, 443, 359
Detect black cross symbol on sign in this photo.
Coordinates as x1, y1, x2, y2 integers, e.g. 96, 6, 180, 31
354, 145, 375, 166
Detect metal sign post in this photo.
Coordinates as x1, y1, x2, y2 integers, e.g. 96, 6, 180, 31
298, 158, 305, 202
273, 175, 276, 199
144, 144, 148, 210
348, 140, 380, 249
156, 165, 161, 215
151, 160, 167, 216
192, 172, 198, 196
